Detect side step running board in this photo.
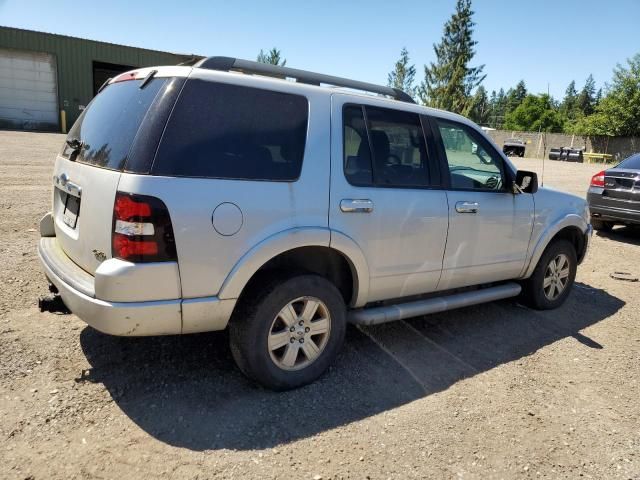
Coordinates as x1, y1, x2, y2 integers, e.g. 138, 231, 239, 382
348, 282, 522, 326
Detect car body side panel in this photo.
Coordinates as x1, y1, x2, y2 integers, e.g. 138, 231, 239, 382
117, 79, 331, 299
437, 190, 534, 290
328, 93, 449, 305
521, 187, 590, 278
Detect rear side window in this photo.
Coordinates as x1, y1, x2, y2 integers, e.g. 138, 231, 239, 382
343, 106, 373, 186
618, 153, 640, 170
62, 78, 167, 171
153, 80, 309, 181
343, 104, 430, 188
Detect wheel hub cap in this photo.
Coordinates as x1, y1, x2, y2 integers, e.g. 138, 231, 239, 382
543, 253, 571, 301
268, 296, 331, 371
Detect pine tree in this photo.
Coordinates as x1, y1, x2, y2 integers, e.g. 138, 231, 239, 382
575, 53, 640, 136
387, 47, 416, 98
489, 88, 507, 128
561, 80, 579, 123
466, 85, 489, 124
562, 80, 577, 113
505, 80, 527, 114
418, 0, 485, 112
595, 87, 603, 106
257, 48, 287, 66
576, 74, 596, 116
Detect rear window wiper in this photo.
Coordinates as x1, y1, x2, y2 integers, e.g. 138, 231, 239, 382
66, 138, 85, 151
65, 139, 88, 160
139, 69, 158, 89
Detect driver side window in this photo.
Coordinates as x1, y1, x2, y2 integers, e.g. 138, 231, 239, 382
436, 119, 505, 191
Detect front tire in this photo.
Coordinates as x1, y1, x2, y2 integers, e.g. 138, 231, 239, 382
229, 274, 346, 390
520, 240, 577, 310
591, 218, 613, 232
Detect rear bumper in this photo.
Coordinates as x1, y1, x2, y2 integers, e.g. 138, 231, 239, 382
37, 237, 235, 336
587, 189, 640, 224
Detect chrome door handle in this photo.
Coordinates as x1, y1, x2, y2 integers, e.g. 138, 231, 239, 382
340, 199, 374, 213
455, 201, 479, 213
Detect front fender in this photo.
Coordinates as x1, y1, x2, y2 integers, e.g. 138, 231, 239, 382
217, 227, 370, 307
522, 213, 588, 278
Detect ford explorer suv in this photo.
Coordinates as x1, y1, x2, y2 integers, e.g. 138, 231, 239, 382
38, 57, 592, 390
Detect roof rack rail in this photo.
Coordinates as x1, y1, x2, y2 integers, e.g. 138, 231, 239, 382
194, 56, 415, 104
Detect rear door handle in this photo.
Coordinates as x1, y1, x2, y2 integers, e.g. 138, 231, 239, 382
455, 201, 479, 213
340, 199, 374, 213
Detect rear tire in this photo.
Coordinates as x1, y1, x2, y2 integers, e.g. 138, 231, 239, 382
520, 239, 577, 310
229, 273, 346, 390
591, 218, 613, 232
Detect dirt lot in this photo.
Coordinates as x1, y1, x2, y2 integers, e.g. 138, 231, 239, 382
1, 130, 639, 479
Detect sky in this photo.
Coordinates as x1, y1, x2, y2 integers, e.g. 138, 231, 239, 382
1, 0, 638, 99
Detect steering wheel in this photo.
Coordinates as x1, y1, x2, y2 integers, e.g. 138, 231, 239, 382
485, 175, 502, 190
386, 154, 402, 166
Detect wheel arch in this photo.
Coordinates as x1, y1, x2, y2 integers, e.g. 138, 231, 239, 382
522, 214, 588, 278
218, 228, 370, 308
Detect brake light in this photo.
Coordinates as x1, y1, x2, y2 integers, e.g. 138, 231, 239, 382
114, 194, 152, 221
111, 70, 144, 83
590, 170, 606, 187
112, 192, 176, 262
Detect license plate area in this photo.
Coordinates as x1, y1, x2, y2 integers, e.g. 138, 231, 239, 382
62, 192, 81, 229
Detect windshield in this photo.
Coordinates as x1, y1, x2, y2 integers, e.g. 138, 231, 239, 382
62, 77, 167, 171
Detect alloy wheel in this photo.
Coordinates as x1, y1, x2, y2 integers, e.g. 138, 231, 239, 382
267, 296, 331, 371
543, 253, 571, 301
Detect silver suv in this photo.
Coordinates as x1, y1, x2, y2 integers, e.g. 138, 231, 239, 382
38, 57, 591, 390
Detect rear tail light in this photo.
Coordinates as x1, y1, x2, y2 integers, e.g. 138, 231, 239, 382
590, 170, 606, 188
112, 192, 177, 262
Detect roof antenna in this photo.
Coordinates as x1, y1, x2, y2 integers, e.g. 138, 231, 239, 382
538, 124, 545, 187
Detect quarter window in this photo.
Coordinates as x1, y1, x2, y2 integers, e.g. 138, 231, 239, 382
153, 80, 309, 181
436, 119, 505, 191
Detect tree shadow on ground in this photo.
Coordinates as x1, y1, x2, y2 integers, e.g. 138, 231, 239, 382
78, 281, 623, 451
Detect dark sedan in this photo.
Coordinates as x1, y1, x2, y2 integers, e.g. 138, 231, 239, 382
587, 153, 640, 231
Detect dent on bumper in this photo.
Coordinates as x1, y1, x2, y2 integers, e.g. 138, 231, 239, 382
38, 238, 235, 336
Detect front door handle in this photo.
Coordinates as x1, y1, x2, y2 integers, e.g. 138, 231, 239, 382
455, 201, 479, 213
340, 199, 374, 213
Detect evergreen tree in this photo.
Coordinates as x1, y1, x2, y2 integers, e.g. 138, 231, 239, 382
466, 85, 490, 124
387, 47, 416, 98
418, 0, 485, 112
575, 53, 640, 136
595, 87, 603, 106
505, 80, 527, 114
504, 94, 565, 133
257, 48, 287, 66
489, 88, 507, 128
561, 80, 578, 118
576, 74, 596, 116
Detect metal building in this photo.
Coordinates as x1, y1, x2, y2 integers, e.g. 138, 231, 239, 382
0, 26, 198, 132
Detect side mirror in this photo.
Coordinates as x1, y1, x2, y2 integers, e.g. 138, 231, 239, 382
513, 170, 538, 194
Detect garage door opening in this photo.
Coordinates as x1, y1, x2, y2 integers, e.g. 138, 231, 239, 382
0, 48, 59, 131
92, 61, 136, 96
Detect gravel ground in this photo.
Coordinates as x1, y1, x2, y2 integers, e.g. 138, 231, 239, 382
0, 130, 639, 479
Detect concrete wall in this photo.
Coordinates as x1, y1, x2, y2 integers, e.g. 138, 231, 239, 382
486, 129, 640, 162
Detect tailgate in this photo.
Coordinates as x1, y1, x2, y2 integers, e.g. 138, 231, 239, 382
52, 73, 172, 274
52, 156, 121, 274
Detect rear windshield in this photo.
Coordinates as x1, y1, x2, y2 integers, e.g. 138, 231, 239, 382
152, 79, 309, 181
618, 153, 640, 170
62, 78, 167, 171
